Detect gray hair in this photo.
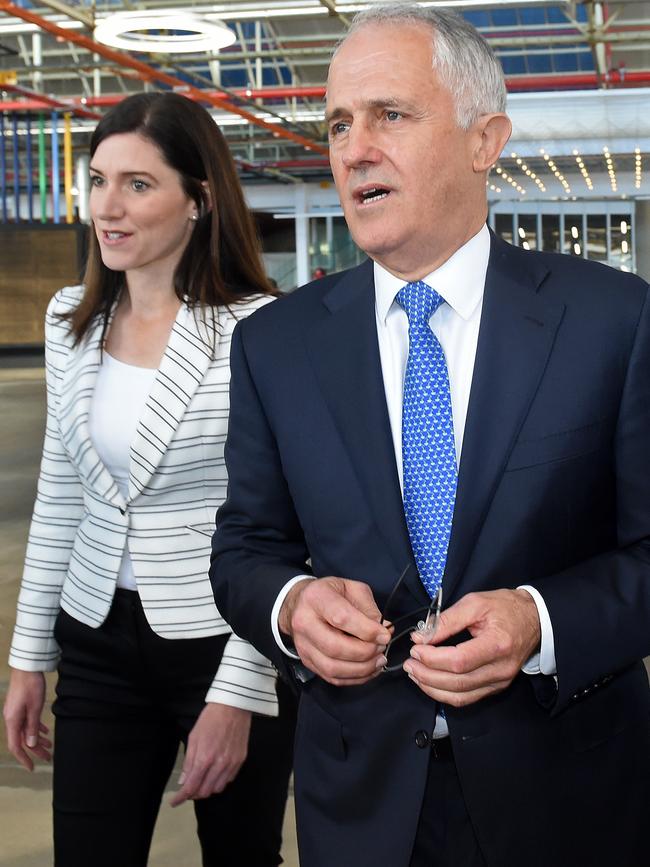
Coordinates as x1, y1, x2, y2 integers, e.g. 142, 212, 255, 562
337, 2, 507, 130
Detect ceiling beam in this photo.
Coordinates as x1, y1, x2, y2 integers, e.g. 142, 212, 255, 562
31, 0, 94, 28
0, 0, 328, 156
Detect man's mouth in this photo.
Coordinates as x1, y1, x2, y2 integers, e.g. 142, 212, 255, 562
355, 185, 392, 205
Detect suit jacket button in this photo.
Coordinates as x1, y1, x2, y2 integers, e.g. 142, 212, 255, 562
415, 730, 430, 749
119, 507, 126, 516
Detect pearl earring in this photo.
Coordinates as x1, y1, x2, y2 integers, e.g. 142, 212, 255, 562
190, 214, 199, 222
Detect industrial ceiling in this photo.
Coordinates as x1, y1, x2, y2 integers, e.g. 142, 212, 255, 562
0, 0, 649, 198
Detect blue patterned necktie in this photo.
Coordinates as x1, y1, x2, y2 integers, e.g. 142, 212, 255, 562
397, 281, 458, 598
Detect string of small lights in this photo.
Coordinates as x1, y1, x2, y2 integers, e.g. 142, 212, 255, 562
603, 146, 617, 193
539, 148, 571, 195
635, 148, 642, 190
493, 165, 526, 195
572, 149, 593, 192
510, 151, 546, 193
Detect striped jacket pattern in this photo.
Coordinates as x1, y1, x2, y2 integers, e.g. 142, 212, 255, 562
9, 285, 278, 715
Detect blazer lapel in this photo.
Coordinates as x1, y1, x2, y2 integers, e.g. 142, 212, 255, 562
58, 311, 124, 505
443, 235, 566, 601
128, 303, 215, 499
306, 261, 414, 584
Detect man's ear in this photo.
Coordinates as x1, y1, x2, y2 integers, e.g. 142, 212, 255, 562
201, 180, 212, 215
472, 113, 512, 173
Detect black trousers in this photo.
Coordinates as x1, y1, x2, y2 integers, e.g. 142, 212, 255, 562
409, 739, 486, 867
52, 590, 297, 867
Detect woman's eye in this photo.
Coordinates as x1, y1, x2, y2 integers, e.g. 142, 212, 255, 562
131, 179, 149, 192
89, 175, 103, 187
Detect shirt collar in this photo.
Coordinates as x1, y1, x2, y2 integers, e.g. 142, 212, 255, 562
374, 223, 490, 325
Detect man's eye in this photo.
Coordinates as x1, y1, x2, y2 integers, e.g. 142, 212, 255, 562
330, 122, 350, 137
386, 110, 402, 122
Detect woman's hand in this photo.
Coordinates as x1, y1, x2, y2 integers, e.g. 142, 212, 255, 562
170, 703, 252, 807
3, 669, 52, 771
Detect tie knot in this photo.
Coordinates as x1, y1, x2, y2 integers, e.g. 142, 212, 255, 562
396, 281, 443, 328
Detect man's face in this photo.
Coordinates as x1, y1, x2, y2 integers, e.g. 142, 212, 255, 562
326, 23, 486, 280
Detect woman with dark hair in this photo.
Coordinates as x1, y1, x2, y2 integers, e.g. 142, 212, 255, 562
3, 92, 295, 867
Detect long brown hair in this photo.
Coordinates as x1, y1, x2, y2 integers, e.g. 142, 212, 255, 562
65, 92, 273, 343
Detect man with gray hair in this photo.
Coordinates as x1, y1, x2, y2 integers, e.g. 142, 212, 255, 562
211, 5, 650, 865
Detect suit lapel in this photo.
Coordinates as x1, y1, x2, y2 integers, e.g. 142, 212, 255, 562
58, 310, 123, 505
306, 261, 414, 580
128, 303, 215, 499
443, 235, 566, 601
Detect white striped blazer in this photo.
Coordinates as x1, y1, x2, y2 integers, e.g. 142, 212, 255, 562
9, 285, 278, 715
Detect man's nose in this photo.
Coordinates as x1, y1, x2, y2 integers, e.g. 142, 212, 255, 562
341, 123, 381, 169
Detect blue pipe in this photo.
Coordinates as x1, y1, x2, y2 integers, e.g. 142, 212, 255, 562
0, 113, 7, 223
51, 110, 60, 224
12, 113, 20, 222
26, 115, 34, 223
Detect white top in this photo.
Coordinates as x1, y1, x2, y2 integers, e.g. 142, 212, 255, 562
272, 225, 556, 700
88, 352, 157, 591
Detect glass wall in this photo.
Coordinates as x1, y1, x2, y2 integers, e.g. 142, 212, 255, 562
308, 216, 365, 278
517, 214, 538, 251
541, 214, 561, 253
586, 214, 607, 262
489, 201, 635, 273
610, 214, 634, 272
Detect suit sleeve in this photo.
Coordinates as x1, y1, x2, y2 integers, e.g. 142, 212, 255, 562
531, 284, 650, 711
210, 320, 311, 681
9, 291, 85, 672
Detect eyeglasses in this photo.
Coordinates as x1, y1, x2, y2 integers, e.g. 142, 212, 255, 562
380, 562, 443, 673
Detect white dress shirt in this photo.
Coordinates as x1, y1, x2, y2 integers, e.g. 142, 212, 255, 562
272, 224, 556, 687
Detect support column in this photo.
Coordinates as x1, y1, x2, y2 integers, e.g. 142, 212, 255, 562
75, 153, 90, 224
635, 200, 650, 281
294, 185, 309, 288
326, 215, 334, 270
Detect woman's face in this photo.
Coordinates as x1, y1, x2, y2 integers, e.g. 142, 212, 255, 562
89, 131, 198, 283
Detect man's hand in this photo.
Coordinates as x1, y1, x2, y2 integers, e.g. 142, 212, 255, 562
403, 589, 541, 706
170, 703, 252, 807
3, 669, 52, 771
279, 577, 392, 686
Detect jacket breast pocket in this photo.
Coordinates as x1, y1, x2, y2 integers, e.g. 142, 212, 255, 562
506, 419, 612, 471
562, 665, 650, 753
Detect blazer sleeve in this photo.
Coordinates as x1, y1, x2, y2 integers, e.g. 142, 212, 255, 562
9, 291, 85, 672
531, 283, 650, 711
210, 319, 312, 684
205, 633, 279, 715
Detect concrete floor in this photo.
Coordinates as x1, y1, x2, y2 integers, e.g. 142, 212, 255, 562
0, 365, 300, 866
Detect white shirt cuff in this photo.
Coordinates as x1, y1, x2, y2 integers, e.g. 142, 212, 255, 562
271, 575, 315, 659
517, 584, 557, 676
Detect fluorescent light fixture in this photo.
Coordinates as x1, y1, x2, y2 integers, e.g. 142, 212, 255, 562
0, 19, 84, 36
94, 12, 236, 54
337, 0, 570, 9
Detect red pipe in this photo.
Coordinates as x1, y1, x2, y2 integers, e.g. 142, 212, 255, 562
4, 69, 650, 119
1, 83, 102, 120
506, 70, 650, 89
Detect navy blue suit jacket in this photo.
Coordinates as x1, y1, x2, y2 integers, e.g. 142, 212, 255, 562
211, 232, 650, 867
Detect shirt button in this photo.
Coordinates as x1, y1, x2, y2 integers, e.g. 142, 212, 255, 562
415, 730, 429, 749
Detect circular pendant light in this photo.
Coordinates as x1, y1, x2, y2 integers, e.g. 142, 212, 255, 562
94, 12, 236, 54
